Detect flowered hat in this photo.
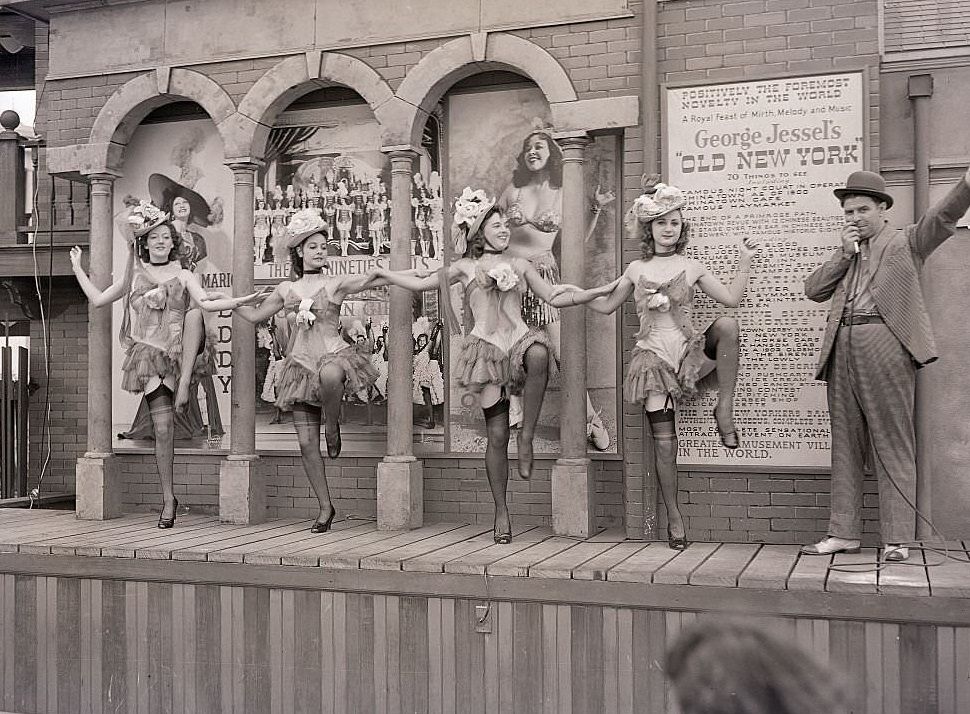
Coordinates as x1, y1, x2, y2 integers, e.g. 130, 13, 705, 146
283, 208, 329, 249
452, 187, 495, 254
127, 201, 170, 238
628, 174, 686, 222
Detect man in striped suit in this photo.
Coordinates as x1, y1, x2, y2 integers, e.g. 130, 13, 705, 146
801, 168, 970, 562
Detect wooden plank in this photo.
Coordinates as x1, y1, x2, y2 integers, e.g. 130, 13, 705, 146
0, 513, 143, 552
242, 520, 373, 565
883, 623, 901, 714
359, 524, 491, 571
937, 627, 955, 714
373, 595, 388, 714
541, 603, 558, 714
320, 591, 335, 714
497, 601, 513, 714
607, 543, 678, 583
879, 548, 929, 596
206, 522, 324, 563
321, 523, 466, 569
402, 525, 539, 574
926, 542, 970, 598
827, 548, 879, 594
440, 598, 456, 714
556, 605, 571, 714
332, 592, 346, 712
689, 543, 761, 587
488, 537, 580, 577
70, 518, 206, 557
899, 623, 938, 713
280, 526, 416, 568
737, 545, 801, 590
427, 598, 442, 714
617, 608, 634, 714
587, 527, 627, 543
652, 543, 721, 585
572, 542, 645, 581
528, 541, 618, 579
171, 520, 308, 561
134, 521, 267, 560
511, 602, 541, 714
602, 607, 618, 714
443, 528, 555, 575
85, 515, 217, 558
955, 626, 970, 713
786, 552, 832, 591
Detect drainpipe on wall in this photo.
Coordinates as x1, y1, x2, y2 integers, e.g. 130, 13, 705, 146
908, 73, 933, 540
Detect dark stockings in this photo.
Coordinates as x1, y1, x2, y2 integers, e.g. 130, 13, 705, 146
147, 385, 176, 519
291, 402, 335, 523
648, 408, 685, 540
517, 343, 549, 480
704, 317, 741, 442
483, 398, 511, 537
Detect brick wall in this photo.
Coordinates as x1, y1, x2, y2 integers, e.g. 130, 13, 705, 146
27, 282, 88, 496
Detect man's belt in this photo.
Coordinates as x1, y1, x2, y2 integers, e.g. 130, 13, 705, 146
840, 314, 883, 326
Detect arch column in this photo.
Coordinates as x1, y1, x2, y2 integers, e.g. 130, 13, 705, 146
377, 148, 423, 530
76, 172, 123, 519
552, 134, 595, 537
219, 161, 266, 524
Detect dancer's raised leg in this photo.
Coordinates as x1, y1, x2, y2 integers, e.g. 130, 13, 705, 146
319, 362, 346, 459
517, 342, 549, 480
175, 308, 205, 411
704, 316, 741, 449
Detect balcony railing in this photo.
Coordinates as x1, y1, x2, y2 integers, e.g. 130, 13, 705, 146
0, 108, 90, 276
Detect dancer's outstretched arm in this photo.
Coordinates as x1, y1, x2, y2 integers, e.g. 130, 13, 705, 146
235, 285, 286, 324
183, 271, 266, 312
696, 236, 759, 308
523, 266, 621, 308
368, 264, 462, 293
70, 245, 132, 307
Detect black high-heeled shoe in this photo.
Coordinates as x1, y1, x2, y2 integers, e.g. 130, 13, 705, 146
325, 424, 342, 459
667, 526, 688, 551
493, 515, 512, 544
157, 497, 179, 529
310, 507, 336, 534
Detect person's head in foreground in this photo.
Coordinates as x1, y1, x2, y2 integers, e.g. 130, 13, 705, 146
666, 620, 846, 714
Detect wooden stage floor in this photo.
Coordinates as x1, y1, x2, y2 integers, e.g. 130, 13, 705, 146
3, 506, 969, 623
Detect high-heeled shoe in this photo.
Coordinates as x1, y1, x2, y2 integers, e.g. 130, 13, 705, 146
493, 515, 512, 544
157, 497, 179, 529
325, 424, 342, 459
310, 507, 336, 534
667, 526, 688, 551
712, 409, 740, 449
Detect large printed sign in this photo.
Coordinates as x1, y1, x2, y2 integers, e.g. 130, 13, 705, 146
665, 72, 866, 467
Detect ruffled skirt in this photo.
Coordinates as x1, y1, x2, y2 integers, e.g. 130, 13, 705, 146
274, 347, 378, 411
623, 332, 712, 405
455, 329, 552, 399
120, 338, 215, 394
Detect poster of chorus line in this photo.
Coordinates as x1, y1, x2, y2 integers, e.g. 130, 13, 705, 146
665, 72, 865, 468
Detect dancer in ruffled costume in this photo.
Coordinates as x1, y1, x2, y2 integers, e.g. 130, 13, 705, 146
370, 188, 615, 544
70, 202, 261, 528
412, 324, 444, 429
235, 208, 381, 533
580, 178, 758, 549
497, 121, 617, 450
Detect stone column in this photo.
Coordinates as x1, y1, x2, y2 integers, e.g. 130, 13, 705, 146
376, 148, 422, 530
76, 172, 123, 519
219, 161, 265, 524
551, 134, 595, 537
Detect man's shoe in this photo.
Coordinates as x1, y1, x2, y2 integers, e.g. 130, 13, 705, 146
883, 545, 910, 562
800, 536, 861, 555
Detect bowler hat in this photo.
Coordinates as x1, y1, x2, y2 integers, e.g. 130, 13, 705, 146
834, 171, 894, 209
